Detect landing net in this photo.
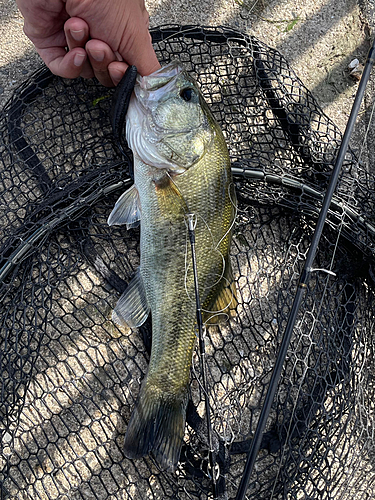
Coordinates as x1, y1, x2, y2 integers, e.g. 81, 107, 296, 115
0, 25, 374, 500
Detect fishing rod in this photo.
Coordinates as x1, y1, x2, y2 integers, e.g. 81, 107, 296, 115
235, 37, 375, 500
186, 213, 219, 500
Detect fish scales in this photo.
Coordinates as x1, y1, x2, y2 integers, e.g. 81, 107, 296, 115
108, 62, 237, 472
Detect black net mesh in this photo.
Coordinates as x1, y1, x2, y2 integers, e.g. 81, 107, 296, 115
0, 25, 374, 499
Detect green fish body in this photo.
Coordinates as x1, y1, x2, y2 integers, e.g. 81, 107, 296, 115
108, 62, 237, 471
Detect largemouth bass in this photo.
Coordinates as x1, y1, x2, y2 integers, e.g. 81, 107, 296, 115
108, 61, 237, 472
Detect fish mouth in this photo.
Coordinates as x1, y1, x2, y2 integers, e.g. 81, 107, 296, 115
134, 61, 196, 115
137, 60, 182, 92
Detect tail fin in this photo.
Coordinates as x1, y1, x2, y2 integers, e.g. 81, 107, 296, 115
123, 382, 188, 472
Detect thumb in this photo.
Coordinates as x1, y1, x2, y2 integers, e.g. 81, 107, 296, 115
117, 12, 160, 76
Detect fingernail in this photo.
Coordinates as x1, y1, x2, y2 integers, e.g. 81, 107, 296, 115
70, 29, 85, 41
74, 53, 86, 67
114, 51, 124, 62
90, 50, 105, 62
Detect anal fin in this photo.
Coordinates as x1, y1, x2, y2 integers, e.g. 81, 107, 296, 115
203, 261, 237, 325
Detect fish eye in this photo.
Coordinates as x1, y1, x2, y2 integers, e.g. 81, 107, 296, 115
180, 88, 193, 102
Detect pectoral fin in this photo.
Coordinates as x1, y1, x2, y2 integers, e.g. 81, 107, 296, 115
153, 172, 189, 217
107, 184, 141, 228
112, 269, 150, 328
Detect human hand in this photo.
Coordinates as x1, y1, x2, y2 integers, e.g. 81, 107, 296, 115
16, 0, 160, 86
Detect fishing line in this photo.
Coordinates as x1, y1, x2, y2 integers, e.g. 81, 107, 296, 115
235, 36, 375, 500
183, 212, 225, 298
186, 213, 219, 500
184, 181, 238, 304
214, 183, 238, 250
